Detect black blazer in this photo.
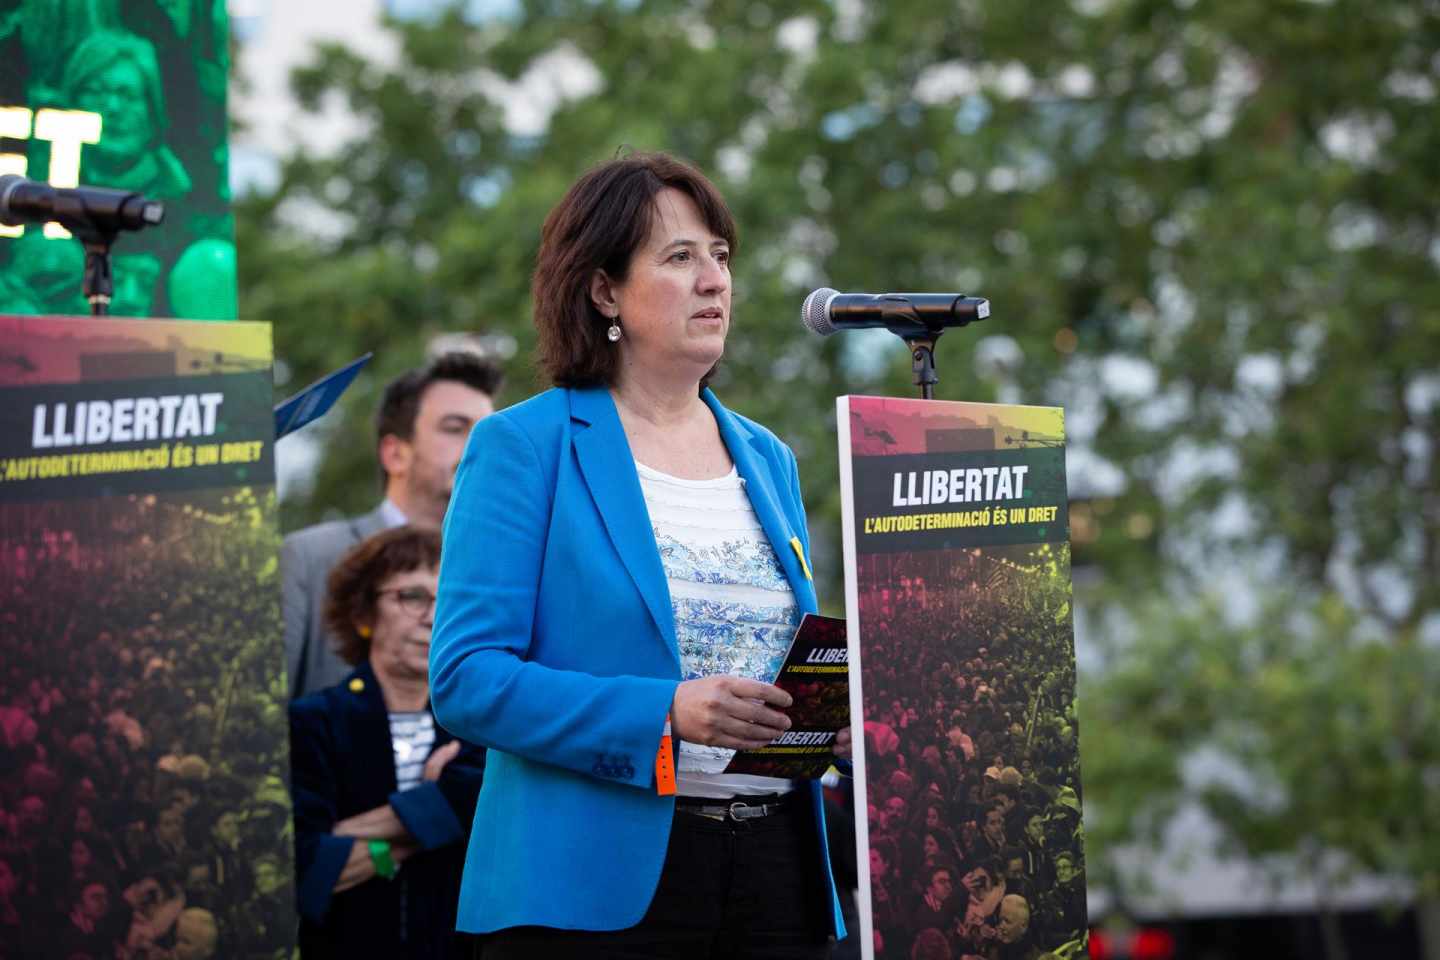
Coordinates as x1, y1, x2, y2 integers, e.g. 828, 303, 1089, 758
289, 661, 485, 959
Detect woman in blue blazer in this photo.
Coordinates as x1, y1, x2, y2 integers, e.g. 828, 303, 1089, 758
431, 153, 846, 957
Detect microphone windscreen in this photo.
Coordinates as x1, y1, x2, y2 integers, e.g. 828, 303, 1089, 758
801, 287, 839, 336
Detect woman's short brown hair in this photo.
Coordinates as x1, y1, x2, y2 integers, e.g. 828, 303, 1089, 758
532, 151, 738, 387
324, 526, 442, 666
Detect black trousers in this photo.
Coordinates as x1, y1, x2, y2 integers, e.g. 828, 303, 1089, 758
477, 800, 835, 960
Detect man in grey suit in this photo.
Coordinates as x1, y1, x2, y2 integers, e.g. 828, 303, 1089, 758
282, 352, 504, 698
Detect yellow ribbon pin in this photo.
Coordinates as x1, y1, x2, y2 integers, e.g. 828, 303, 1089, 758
788, 537, 813, 581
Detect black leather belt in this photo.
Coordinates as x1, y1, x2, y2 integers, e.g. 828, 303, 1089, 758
674, 793, 795, 822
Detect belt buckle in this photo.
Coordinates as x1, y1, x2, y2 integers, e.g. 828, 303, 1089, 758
729, 801, 759, 821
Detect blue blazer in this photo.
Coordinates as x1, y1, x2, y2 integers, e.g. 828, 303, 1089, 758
431, 386, 845, 938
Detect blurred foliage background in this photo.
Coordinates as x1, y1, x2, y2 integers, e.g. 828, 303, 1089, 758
235, 1, 1440, 955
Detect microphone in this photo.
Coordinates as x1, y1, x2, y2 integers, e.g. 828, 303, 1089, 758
0, 174, 165, 236
801, 288, 990, 338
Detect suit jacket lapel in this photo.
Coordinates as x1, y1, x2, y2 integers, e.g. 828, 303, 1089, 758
702, 390, 818, 615
568, 388, 680, 666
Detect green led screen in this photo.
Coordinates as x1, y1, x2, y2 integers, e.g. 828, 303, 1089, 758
0, 0, 235, 320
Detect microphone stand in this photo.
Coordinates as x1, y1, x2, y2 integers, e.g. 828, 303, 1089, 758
5, 180, 165, 317
872, 298, 946, 400
907, 334, 942, 400
78, 230, 117, 316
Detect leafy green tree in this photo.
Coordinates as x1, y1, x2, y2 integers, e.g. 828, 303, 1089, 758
237, 2, 1440, 954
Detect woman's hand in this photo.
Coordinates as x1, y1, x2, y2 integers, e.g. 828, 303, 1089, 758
833, 725, 853, 760
671, 676, 792, 749
333, 837, 421, 894
423, 740, 462, 781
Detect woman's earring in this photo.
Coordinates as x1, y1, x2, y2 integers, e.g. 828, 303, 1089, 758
607, 319, 622, 342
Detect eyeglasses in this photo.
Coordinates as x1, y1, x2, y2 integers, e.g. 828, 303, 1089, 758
377, 587, 437, 618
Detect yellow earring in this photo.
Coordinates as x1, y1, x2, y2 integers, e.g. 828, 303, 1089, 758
357, 625, 372, 638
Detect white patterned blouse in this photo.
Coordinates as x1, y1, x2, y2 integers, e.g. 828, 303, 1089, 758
635, 460, 800, 799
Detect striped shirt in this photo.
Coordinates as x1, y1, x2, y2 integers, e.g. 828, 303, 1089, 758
389, 710, 436, 792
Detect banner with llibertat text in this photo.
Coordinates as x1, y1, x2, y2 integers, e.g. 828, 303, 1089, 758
837, 395, 1087, 960
0, 314, 294, 958
0, 372, 271, 499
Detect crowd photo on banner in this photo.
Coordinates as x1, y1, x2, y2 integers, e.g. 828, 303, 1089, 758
858, 544, 1086, 960
0, 491, 295, 960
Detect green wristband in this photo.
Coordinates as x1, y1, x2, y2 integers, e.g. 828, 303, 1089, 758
368, 839, 397, 880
